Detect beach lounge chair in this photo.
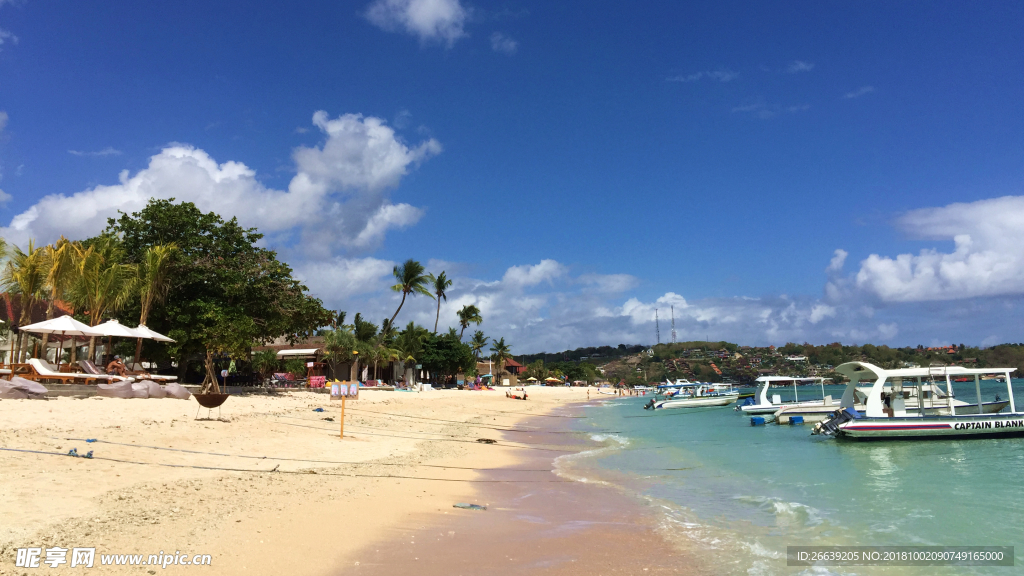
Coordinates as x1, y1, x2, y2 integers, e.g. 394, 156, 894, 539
80, 360, 174, 382
122, 361, 178, 382
25, 358, 114, 385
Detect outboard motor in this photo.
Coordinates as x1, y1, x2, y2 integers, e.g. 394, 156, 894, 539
643, 398, 656, 410
813, 406, 858, 436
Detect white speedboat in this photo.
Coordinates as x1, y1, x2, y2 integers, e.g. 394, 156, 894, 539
814, 362, 1021, 439
776, 382, 1008, 423
645, 384, 736, 409
739, 376, 829, 415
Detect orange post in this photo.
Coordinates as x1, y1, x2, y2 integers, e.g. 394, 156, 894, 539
340, 393, 346, 439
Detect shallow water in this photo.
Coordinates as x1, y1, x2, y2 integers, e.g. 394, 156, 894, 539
558, 381, 1024, 575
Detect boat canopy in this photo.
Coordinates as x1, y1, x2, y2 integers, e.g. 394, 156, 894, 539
835, 361, 1018, 418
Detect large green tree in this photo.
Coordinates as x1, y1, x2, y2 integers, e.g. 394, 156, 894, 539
104, 199, 332, 385
420, 331, 475, 387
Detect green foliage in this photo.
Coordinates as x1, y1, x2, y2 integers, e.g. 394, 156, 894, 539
282, 357, 307, 378
251, 349, 279, 383
322, 327, 357, 378
420, 331, 474, 386
105, 199, 332, 361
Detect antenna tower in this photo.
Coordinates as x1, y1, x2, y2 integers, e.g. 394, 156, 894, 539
655, 309, 661, 344
671, 305, 677, 343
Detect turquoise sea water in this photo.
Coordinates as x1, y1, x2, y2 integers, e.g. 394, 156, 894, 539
556, 381, 1024, 575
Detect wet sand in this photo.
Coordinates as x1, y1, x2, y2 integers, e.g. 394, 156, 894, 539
348, 407, 704, 576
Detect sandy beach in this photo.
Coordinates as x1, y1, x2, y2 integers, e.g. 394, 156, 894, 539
0, 387, 693, 575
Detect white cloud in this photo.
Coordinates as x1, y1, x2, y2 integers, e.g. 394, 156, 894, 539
828, 249, 848, 272
787, 60, 815, 73
293, 257, 396, 302
0, 189, 11, 205
68, 147, 122, 157
490, 32, 518, 55
0, 110, 7, 132
0, 111, 440, 254
502, 259, 565, 289
579, 273, 639, 294
853, 196, 1024, 302
365, 0, 467, 46
844, 86, 875, 99
667, 69, 738, 83
809, 304, 836, 324
0, 28, 17, 50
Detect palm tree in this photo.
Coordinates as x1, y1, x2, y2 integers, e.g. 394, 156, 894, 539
469, 330, 488, 362
489, 337, 512, 382
456, 304, 482, 340
427, 271, 452, 334
389, 259, 433, 325
69, 238, 137, 362
133, 243, 177, 364
38, 237, 78, 356
2, 240, 47, 362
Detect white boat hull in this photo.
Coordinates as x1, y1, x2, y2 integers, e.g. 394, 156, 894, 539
655, 395, 736, 409
838, 414, 1024, 439
777, 400, 1010, 424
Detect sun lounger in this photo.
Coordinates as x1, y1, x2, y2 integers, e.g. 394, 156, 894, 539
81, 360, 174, 382
28, 359, 131, 385
122, 361, 178, 382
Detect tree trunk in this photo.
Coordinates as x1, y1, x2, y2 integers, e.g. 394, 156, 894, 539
88, 336, 96, 365
389, 292, 408, 325
134, 337, 144, 369
70, 338, 77, 367
434, 300, 440, 334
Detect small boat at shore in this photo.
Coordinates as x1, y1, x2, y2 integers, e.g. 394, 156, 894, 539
739, 376, 829, 415
645, 384, 737, 409
814, 362, 1021, 439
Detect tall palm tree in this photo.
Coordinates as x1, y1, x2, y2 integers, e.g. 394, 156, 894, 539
427, 271, 452, 334
133, 243, 177, 364
39, 237, 78, 357
469, 330, 488, 362
389, 259, 433, 325
2, 240, 47, 362
69, 238, 137, 362
489, 337, 512, 381
456, 304, 482, 340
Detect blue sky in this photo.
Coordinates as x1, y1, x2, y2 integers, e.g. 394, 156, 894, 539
1, 1, 1023, 352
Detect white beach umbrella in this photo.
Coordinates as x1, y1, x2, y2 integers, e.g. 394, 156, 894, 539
20, 315, 105, 370
133, 324, 175, 343
92, 319, 144, 338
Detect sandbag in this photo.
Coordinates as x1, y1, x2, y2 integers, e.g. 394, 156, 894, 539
96, 380, 134, 399
0, 377, 48, 399
10, 376, 49, 397
130, 383, 150, 399
163, 382, 192, 400
0, 381, 28, 399
139, 380, 166, 398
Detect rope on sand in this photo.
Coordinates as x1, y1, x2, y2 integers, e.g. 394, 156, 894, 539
0, 446, 571, 482
267, 419, 575, 452
57, 437, 555, 472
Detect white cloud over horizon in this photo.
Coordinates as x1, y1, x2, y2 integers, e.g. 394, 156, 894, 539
0, 111, 440, 255
787, 60, 815, 73
845, 196, 1024, 302
365, 0, 468, 46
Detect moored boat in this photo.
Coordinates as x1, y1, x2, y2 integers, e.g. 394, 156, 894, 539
814, 362, 1021, 439
645, 384, 736, 409
739, 376, 829, 415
